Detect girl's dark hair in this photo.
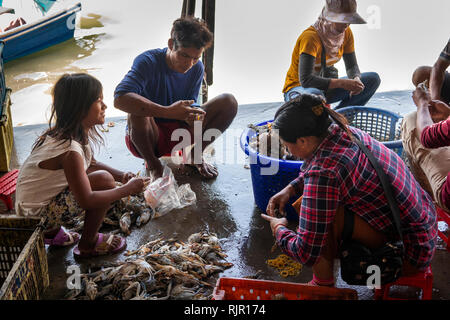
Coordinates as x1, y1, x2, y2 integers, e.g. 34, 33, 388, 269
273, 94, 353, 143
33, 73, 104, 151
171, 17, 213, 50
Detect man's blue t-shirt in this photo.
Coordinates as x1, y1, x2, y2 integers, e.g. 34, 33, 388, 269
114, 47, 204, 121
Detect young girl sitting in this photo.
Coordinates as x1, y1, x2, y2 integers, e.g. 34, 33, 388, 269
15, 73, 150, 258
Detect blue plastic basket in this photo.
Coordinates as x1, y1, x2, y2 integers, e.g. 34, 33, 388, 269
240, 121, 303, 221
335, 106, 404, 158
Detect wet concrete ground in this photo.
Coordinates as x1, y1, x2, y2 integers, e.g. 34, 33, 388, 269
4, 94, 450, 300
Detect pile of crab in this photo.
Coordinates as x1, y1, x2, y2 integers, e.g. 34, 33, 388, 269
65, 231, 233, 300
247, 123, 298, 160
61, 192, 154, 236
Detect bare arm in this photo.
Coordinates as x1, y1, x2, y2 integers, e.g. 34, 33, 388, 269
114, 93, 205, 121
430, 58, 450, 101
62, 151, 144, 210
416, 102, 434, 140
87, 157, 132, 183
114, 92, 168, 118
413, 86, 434, 139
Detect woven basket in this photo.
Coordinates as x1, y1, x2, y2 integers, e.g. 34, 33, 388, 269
335, 106, 404, 158
0, 216, 49, 300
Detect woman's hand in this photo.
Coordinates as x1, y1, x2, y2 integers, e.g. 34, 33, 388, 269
261, 214, 288, 236
350, 77, 365, 96
330, 78, 364, 94
266, 185, 295, 217
124, 177, 151, 195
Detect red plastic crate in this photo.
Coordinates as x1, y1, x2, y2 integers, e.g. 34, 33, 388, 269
374, 266, 433, 300
213, 277, 358, 300
0, 169, 19, 211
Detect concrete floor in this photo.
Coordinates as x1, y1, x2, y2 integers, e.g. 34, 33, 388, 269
3, 97, 450, 300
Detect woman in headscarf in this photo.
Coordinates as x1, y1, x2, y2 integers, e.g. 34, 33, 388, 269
283, 0, 380, 110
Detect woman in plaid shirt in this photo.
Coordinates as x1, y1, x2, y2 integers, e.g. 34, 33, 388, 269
262, 94, 437, 287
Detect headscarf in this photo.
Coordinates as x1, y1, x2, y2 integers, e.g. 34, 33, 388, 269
312, 7, 347, 59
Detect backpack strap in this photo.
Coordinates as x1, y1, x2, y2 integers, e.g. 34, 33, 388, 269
353, 137, 403, 240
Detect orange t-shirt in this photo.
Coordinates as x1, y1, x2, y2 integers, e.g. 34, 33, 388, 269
283, 26, 355, 93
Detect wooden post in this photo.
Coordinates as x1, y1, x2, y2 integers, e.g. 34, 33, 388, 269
201, 0, 215, 103
180, 0, 215, 103
181, 0, 196, 17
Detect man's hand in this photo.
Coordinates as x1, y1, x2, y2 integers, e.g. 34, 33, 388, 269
413, 84, 431, 109
164, 100, 206, 121
429, 100, 450, 123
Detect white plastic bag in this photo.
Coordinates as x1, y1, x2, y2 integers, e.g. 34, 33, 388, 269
144, 165, 196, 217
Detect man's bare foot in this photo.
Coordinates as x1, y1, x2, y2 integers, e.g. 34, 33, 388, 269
184, 161, 218, 179
145, 160, 164, 180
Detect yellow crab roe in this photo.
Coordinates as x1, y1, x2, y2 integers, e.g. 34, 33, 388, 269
266, 254, 303, 278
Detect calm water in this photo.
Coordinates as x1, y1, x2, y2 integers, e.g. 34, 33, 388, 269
3, 0, 450, 126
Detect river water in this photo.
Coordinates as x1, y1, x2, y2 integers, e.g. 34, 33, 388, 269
3, 0, 450, 126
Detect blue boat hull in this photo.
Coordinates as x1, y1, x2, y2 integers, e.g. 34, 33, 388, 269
0, 3, 81, 62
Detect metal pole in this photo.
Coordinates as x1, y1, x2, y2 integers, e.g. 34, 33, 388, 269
181, 0, 215, 103
201, 0, 215, 102
181, 0, 196, 17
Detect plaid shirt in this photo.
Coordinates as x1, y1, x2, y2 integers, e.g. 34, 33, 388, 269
276, 125, 437, 269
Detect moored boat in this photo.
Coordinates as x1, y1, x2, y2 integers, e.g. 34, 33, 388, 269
0, 2, 81, 62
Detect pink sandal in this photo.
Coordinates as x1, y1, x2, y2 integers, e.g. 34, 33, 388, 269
44, 226, 80, 247
73, 233, 127, 258
306, 275, 335, 287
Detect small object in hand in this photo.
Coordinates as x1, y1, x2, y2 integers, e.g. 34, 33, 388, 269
143, 180, 151, 189
274, 208, 285, 218
418, 80, 430, 93
271, 241, 278, 253
107, 122, 115, 127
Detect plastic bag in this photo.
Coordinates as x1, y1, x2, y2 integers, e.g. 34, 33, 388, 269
144, 165, 196, 217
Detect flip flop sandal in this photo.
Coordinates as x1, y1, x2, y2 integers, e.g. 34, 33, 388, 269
73, 233, 127, 258
44, 226, 80, 247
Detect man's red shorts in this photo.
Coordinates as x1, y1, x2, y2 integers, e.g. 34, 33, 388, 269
125, 121, 188, 158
